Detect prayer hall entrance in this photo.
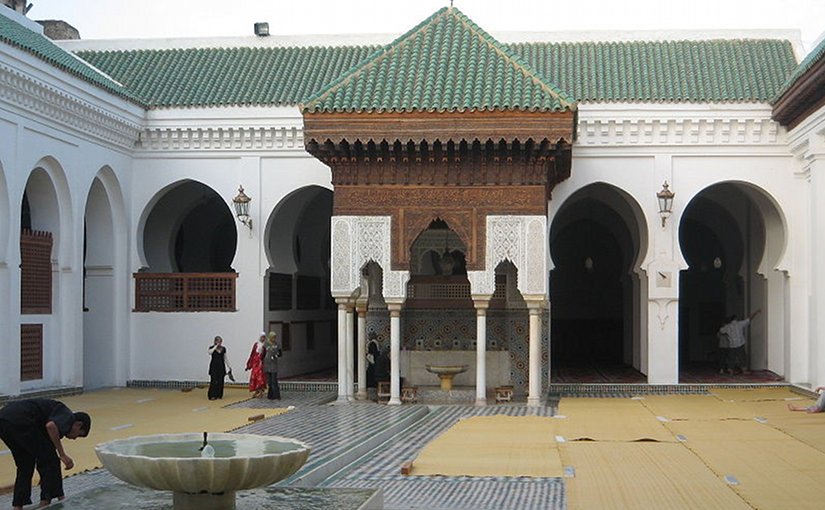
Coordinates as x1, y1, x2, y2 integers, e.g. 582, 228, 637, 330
549, 183, 647, 383
678, 182, 787, 382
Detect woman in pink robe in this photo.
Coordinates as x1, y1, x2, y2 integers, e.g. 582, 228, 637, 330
245, 332, 267, 397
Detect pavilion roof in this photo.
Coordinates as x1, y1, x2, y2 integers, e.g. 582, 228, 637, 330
302, 7, 576, 114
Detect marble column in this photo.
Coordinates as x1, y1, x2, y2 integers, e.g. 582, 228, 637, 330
335, 300, 349, 403
474, 298, 490, 406
356, 305, 368, 400
388, 303, 402, 405
345, 304, 355, 401
527, 304, 543, 407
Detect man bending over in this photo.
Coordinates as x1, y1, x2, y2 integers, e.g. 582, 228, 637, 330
0, 398, 91, 509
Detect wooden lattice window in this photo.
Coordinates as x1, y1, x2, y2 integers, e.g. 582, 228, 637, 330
268, 273, 292, 310
134, 273, 237, 312
20, 323, 43, 381
20, 230, 53, 314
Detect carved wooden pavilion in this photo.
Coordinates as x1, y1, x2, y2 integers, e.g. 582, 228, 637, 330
303, 7, 576, 405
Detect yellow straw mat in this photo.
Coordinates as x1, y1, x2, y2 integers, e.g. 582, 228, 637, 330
557, 398, 674, 442
666, 420, 825, 510
410, 415, 563, 477
640, 394, 754, 421
561, 442, 750, 510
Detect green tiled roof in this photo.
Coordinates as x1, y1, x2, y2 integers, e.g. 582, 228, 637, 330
0, 14, 141, 104
772, 37, 825, 103
511, 39, 797, 104
78, 45, 378, 109
303, 7, 575, 114
73, 18, 798, 110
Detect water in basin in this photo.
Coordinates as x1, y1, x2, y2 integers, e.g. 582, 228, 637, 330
132, 439, 303, 458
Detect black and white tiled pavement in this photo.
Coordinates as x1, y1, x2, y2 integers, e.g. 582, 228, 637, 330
1, 392, 565, 509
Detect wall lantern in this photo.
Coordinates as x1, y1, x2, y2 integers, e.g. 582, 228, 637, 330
232, 185, 253, 235
656, 181, 675, 228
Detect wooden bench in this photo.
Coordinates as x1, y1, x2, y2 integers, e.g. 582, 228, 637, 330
494, 386, 514, 403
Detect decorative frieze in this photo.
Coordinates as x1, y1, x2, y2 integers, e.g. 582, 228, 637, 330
0, 63, 141, 149
140, 125, 304, 152
577, 117, 781, 146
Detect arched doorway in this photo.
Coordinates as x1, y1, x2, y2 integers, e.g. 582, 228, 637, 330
549, 184, 646, 382
83, 171, 123, 389
20, 161, 70, 388
264, 186, 335, 378
141, 180, 236, 273
678, 182, 786, 380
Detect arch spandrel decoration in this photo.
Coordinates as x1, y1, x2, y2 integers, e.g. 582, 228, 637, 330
469, 215, 547, 297
404, 211, 475, 267
331, 215, 409, 299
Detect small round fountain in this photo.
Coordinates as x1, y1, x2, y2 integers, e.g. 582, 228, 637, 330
426, 364, 469, 391
95, 432, 310, 510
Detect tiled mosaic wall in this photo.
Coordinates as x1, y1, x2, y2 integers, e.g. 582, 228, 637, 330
366, 309, 549, 394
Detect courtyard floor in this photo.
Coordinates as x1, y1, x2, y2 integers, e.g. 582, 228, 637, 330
1, 385, 824, 509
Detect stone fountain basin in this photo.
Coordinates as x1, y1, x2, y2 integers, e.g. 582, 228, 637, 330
425, 364, 469, 376
95, 433, 310, 494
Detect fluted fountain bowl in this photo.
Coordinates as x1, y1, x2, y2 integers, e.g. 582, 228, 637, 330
96, 433, 310, 510
425, 364, 469, 390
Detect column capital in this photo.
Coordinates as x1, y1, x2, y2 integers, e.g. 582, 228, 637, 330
387, 302, 403, 317
335, 298, 355, 311
472, 296, 491, 313
524, 297, 546, 313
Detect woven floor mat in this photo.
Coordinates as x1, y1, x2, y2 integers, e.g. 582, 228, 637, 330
561, 442, 750, 510
664, 419, 825, 510
410, 415, 563, 477
557, 398, 675, 442
639, 394, 756, 421
710, 387, 800, 402
1, 387, 287, 490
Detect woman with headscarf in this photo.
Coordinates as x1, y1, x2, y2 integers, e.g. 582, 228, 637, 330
263, 331, 282, 400
207, 335, 233, 400
245, 332, 267, 398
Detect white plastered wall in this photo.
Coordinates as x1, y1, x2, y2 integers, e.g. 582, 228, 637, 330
549, 103, 799, 384
128, 107, 333, 382
0, 35, 141, 396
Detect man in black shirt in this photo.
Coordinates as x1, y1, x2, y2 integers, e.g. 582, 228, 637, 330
0, 399, 91, 510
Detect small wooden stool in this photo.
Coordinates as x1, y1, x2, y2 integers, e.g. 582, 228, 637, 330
377, 381, 391, 403
401, 386, 418, 403
494, 386, 513, 403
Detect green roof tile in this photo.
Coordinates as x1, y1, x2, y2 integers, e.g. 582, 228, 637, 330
772, 37, 825, 103
78, 45, 377, 109
0, 14, 142, 104
510, 39, 797, 104
73, 13, 798, 110
302, 7, 575, 114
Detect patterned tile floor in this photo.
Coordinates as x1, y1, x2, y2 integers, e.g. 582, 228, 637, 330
1, 392, 564, 510
318, 405, 563, 510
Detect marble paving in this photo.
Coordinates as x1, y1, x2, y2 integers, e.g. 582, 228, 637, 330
1, 392, 565, 510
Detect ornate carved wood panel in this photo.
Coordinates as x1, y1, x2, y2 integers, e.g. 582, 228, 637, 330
304, 110, 574, 273
20, 229, 53, 314
20, 323, 43, 381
